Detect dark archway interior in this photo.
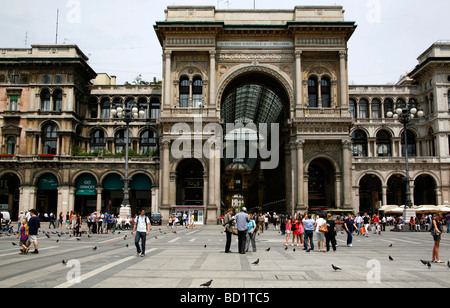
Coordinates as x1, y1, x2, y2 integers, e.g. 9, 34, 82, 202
220, 72, 290, 213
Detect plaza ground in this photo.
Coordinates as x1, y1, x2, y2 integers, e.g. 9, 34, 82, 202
0, 224, 449, 288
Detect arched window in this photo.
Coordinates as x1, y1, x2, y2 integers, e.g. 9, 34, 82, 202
179, 77, 190, 108
321, 77, 331, 107
114, 130, 126, 154
371, 98, 381, 119
349, 99, 356, 118
150, 98, 160, 119
88, 97, 98, 118
352, 130, 368, 157
140, 130, 157, 155
308, 76, 318, 107
359, 99, 369, 119
42, 124, 58, 155
40, 89, 51, 111
100, 98, 111, 119
384, 98, 393, 118
90, 130, 106, 153
376, 130, 391, 157
448, 90, 450, 111
192, 77, 203, 108
6, 136, 16, 155
53, 89, 63, 112
402, 129, 416, 157
138, 97, 148, 118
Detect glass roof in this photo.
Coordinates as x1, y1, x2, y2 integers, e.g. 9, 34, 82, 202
222, 84, 283, 126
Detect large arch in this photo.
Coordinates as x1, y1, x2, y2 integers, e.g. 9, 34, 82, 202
218, 66, 292, 213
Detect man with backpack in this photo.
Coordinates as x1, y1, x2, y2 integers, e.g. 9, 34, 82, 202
132, 208, 150, 257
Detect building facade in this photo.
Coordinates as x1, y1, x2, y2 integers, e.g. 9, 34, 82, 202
1, 6, 450, 223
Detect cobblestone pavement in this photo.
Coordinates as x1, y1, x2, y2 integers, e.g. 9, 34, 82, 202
0, 224, 449, 289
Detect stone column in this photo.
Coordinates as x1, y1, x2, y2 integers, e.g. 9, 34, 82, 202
96, 186, 103, 215
295, 51, 303, 107
296, 140, 305, 212
342, 139, 352, 208
161, 139, 171, 209
209, 50, 216, 109
163, 50, 172, 109
382, 185, 388, 208
339, 50, 348, 107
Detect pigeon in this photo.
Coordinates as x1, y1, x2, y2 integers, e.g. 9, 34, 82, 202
427, 262, 432, 269
200, 280, 213, 288
62, 260, 67, 265
389, 255, 394, 261
56, 240, 59, 243
252, 259, 260, 265
11, 242, 17, 246
204, 245, 207, 248
284, 246, 288, 251
293, 248, 296, 252
448, 261, 450, 268
266, 247, 270, 252
389, 244, 393, 247
93, 246, 97, 251
420, 260, 429, 265
45, 233, 50, 238
331, 264, 342, 271
126, 244, 129, 248
76, 238, 81, 241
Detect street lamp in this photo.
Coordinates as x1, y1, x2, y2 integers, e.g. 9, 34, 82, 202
111, 100, 145, 217
387, 99, 424, 226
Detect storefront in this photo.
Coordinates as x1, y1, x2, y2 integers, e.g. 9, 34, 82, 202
172, 206, 204, 225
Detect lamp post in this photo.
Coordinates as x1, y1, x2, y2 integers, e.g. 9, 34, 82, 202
386, 99, 424, 227
111, 100, 145, 217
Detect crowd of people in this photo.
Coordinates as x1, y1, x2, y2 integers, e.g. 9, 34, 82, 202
221, 208, 450, 259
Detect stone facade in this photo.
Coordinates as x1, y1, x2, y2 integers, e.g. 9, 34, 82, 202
1, 6, 450, 223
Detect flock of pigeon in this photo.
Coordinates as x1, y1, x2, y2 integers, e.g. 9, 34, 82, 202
199, 242, 450, 288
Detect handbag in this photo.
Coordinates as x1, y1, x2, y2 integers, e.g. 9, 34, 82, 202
319, 223, 328, 233
231, 226, 238, 235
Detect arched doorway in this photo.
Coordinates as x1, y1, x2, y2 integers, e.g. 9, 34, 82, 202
74, 173, 98, 216
175, 159, 205, 224
0, 173, 21, 221
359, 174, 382, 214
36, 173, 58, 215
414, 175, 437, 205
307, 158, 336, 209
387, 174, 406, 206
102, 173, 124, 214
220, 70, 290, 213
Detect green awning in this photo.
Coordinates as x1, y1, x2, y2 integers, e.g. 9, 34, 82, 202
130, 174, 152, 191
75, 174, 97, 196
37, 174, 58, 190
103, 174, 123, 190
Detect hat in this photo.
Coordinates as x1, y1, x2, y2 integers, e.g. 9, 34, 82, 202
242, 207, 247, 212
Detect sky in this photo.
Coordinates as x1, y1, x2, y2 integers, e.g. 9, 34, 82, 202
0, 0, 449, 85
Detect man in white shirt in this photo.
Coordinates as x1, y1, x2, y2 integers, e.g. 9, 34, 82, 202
132, 208, 150, 257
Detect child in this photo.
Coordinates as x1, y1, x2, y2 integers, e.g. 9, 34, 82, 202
18, 219, 29, 255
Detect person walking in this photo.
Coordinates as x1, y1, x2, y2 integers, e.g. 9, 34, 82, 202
302, 213, 315, 251
325, 213, 337, 252
132, 208, 150, 257
431, 213, 444, 263
363, 213, 370, 237
355, 213, 363, 236
285, 215, 292, 247
17, 218, 29, 255
344, 214, 358, 247
235, 207, 250, 254
315, 214, 326, 252
245, 214, 257, 252
26, 209, 40, 254
223, 208, 235, 253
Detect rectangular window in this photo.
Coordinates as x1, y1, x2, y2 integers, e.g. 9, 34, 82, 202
9, 95, 18, 111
